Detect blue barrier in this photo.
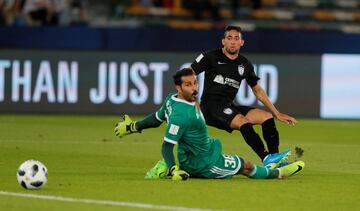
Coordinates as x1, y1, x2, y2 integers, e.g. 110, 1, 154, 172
1, 26, 360, 53
0, 26, 104, 50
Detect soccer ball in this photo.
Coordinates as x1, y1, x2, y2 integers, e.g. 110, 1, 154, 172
17, 160, 48, 189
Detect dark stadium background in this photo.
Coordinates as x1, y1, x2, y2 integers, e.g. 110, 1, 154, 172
1, 0, 359, 118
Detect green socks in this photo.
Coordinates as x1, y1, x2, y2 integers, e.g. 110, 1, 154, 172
248, 165, 279, 179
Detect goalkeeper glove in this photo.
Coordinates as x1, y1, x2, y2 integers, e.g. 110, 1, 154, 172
169, 165, 189, 181
114, 115, 138, 138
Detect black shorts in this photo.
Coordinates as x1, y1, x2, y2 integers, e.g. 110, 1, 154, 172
200, 100, 254, 133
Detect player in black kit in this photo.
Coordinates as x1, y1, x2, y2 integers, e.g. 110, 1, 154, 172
190, 25, 298, 168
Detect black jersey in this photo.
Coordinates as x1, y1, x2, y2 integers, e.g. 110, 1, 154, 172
191, 48, 259, 103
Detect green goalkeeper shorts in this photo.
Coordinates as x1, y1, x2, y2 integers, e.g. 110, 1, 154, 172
199, 154, 244, 179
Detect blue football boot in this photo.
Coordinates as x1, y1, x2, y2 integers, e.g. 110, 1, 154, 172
263, 149, 291, 169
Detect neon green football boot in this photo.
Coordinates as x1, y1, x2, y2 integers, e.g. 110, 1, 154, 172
278, 161, 305, 178
114, 115, 138, 138
144, 159, 168, 179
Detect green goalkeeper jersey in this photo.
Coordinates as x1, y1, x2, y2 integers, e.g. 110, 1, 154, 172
155, 93, 222, 175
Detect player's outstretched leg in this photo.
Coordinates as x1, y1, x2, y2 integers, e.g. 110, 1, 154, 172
145, 159, 168, 179
263, 149, 291, 169
278, 160, 305, 178
114, 115, 138, 138
241, 160, 304, 179
240, 159, 280, 179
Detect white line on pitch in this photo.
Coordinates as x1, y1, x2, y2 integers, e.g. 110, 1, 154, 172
0, 191, 214, 211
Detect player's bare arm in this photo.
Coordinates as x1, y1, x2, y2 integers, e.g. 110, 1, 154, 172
251, 84, 298, 125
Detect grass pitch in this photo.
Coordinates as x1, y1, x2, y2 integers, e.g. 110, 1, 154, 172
0, 114, 359, 211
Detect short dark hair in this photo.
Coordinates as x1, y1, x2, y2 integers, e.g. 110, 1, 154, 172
224, 25, 243, 38
173, 68, 195, 86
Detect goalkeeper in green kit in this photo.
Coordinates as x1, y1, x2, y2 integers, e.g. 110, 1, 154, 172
115, 68, 304, 180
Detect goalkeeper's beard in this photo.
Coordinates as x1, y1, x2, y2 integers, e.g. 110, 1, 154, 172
190, 91, 198, 102
180, 90, 198, 102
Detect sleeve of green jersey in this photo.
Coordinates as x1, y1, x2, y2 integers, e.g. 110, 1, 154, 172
163, 114, 189, 145
155, 93, 173, 122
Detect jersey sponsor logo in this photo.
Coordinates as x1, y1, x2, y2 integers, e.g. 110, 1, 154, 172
213, 74, 240, 89
223, 108, 233, 115
238, 65, 245, 75
217, 61, 226, 65
213, 74, 225, 84
169, 124, 180, 135
195, 54, 204, 63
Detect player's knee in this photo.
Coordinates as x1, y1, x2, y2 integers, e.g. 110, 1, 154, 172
230, 115, 249, 129
263, 111, 273, 121
245, 109, 273, 125
257, 111, 273, 124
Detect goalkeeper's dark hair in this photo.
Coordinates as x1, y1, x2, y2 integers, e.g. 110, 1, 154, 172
173, 68, 195, 86
224, 25, 243, 38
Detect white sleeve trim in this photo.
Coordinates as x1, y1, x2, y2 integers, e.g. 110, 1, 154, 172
155, 111, 164, 122
164, 137, 177, 145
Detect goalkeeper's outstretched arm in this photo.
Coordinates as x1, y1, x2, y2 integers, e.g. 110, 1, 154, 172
115, 113, 163, 138
135, 113, 163, 132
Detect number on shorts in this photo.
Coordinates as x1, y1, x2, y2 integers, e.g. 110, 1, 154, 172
223, 154, 236, 168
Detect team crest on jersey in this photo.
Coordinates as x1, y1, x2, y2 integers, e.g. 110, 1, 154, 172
223, 108, 233, 115
238, 65, 245, 76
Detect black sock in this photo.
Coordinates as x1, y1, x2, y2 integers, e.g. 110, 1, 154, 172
240, 123, 268, 160
262, 118, 279, 154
